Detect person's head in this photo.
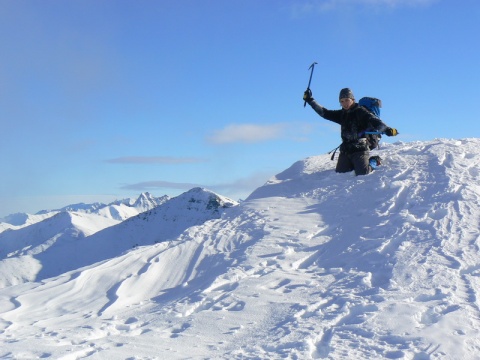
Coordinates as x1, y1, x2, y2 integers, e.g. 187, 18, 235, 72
339, 88, 355, 110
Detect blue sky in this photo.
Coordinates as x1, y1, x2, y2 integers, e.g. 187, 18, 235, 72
1, 0, 479, 217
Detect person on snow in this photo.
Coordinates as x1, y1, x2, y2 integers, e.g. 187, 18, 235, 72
303, 87, 399, 175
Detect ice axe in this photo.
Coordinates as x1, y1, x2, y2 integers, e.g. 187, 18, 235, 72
304, 62, 317, 107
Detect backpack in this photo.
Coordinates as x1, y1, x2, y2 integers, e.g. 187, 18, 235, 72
359, 97, 382, 150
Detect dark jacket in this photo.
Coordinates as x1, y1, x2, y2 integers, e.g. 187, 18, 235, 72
309, 100, 388, 154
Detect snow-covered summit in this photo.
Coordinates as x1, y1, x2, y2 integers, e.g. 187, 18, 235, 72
132, 191, 169, 211
162, 186, 238, 213
1, 139, 480, 359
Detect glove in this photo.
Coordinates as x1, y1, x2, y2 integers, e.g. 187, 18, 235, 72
385, 127, 398, 136
303, 89, 313, 103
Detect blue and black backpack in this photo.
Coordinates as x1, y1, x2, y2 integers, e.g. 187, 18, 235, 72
359, 97, 382, 150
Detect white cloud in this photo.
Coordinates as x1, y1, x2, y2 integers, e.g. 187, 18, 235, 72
207, 123, 287, 145
120, 180, 203, 191
211, 171, 273, 193
207, 122, 321, 145
105, 156, 206, 165
118, 171, 273, 202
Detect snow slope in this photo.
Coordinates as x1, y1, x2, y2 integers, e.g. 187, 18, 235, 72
1, 138, 480, 359
0, 211, 120, 288
0, 188, 236, 289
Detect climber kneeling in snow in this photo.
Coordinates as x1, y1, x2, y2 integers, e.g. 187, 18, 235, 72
304, 87, 398, 175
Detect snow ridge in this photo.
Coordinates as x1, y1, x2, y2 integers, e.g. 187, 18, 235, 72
1, 139, 480, 359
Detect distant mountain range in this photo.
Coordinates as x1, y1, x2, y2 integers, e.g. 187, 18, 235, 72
0, 192, 170, 231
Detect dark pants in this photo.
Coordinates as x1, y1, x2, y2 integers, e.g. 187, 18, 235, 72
336, 151, 371, 175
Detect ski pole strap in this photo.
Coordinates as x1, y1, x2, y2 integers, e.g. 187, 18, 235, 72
328, 144, 341, 161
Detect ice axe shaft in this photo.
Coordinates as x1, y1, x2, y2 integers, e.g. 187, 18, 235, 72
306, 62, 317, 89
364, 131, 385, 135
304, 62, 317, 107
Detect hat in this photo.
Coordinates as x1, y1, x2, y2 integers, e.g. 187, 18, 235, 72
339, 88, 354, 100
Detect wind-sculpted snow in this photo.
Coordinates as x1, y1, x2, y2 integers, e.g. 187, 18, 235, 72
1, 139, 480, 359
0, 212, 121, 287
0, 188, 236, 288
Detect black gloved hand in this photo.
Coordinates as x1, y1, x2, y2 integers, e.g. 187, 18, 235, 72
385, 127, 399, 136
303, 89, 313, 103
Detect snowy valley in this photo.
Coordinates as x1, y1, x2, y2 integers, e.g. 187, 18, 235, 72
1, 138, 480, 359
